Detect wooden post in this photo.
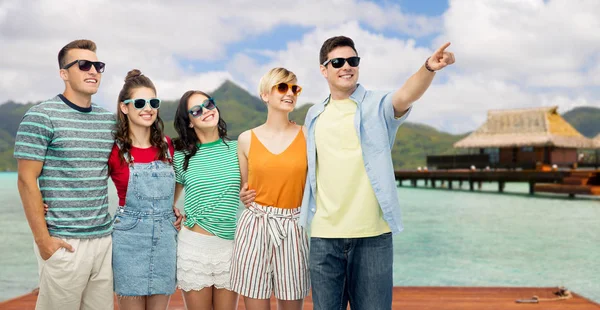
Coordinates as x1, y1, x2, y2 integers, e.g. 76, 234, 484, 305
398, 180, 403, 187
411, 179, 417, 187
498, 181, 505, 193
529, 182, 535, 195
432, 179, 436, 188
459, 180, 463, 188
425, 179, 429, 186
569, 193, 575, 199
469, 181, 474, 191
448, 180, 453, 190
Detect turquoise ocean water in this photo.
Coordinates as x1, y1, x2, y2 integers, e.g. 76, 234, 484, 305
1, 172, 598, 302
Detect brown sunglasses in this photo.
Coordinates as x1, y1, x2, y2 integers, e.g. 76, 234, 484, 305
274, 83, 302, 96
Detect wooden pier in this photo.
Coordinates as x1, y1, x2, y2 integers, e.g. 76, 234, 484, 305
535, 170, 600, 197
395, 170, 600, 197
1, 287, 598, 309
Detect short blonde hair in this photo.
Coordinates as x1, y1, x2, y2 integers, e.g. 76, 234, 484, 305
257, 67, 298, 98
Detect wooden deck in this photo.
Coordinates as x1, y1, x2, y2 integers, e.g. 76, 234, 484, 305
395, 169, 600, 197
535, 170, 600, 197
1, 287, 598, 309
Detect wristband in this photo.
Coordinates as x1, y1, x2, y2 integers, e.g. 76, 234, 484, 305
425, 57, 435, 72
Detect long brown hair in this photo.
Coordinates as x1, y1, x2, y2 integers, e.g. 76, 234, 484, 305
173, 90, 229, 171
113, 69, 169, 164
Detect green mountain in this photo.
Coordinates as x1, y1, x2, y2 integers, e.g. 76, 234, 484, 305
0, 82, 598, 171
160, 80, 268, 138
0, 101, 37, 171
562, 106, 600, 138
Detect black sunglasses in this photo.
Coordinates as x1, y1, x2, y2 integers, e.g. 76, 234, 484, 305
188, 98, 217, 118
322, 56, 360, 69
123, 98, 161, 109
62, 59, 106, 73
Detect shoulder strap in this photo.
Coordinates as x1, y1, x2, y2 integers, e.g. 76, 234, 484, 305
164, 137, 172, 160
114, 141, 132, 163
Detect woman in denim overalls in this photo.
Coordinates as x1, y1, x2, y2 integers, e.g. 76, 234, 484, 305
109, 69, 182, 310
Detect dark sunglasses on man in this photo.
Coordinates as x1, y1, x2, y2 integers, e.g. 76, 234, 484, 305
62, 59, 106, 73
321, 56, 360, 69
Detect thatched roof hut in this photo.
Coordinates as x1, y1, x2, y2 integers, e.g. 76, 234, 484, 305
454, 106, 593, 149
594, 134, 600, 149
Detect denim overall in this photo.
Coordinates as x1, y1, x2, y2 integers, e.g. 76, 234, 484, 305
112, 147, 177, 296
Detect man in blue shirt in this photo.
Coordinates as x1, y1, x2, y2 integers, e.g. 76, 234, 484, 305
299, 36, 455, 309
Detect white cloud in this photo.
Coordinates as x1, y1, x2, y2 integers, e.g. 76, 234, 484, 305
418, 0, 600, 132
229, 21, 435, 106
440, 0, 600, 82
408, 73, 599, 133
0, 0, 440, 110
225, 0, 600, 134
0, 0, 598, 134
526, 72, 587, 88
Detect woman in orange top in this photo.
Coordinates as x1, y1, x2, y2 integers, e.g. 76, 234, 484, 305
230, 68, 309, 310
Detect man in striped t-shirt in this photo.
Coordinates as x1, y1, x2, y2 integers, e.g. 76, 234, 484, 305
14, 39, 115, 310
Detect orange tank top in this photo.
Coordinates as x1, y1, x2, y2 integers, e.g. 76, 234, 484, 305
248, 128, 307, 209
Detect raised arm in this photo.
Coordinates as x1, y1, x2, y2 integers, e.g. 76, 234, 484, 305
17, 159, 73, 260
391, 42, 455, 116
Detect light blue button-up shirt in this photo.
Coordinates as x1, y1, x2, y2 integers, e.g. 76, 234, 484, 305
299, 84, 411, 235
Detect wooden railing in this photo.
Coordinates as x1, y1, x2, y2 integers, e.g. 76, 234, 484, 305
394, 170, 571, 195
426, 154, 490, 169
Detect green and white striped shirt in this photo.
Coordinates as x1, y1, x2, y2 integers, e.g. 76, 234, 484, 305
174, 139, 241, 240
14, 95, 115, 238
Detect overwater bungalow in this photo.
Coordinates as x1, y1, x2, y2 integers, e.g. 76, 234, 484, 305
429, 106, 594, 170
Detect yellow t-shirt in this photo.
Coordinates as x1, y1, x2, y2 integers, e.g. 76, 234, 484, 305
311, 98, 391, 238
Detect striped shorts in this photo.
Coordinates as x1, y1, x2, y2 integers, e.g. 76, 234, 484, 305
230, 203, 310, 300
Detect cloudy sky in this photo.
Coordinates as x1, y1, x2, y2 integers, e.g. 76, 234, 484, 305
1, 0, 598, 133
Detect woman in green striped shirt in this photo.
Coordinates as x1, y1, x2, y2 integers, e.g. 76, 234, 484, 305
172, 90, 240, 310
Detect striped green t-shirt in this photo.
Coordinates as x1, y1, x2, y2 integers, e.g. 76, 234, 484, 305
174, 139, 241, 240
13, 95, 115, 239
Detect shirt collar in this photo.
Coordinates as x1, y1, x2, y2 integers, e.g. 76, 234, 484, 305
58, 94, 93, 113
349, 84, 366, 104
322, 83, 366, 107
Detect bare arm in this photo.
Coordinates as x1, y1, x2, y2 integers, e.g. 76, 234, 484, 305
238, 131, 250, 186
174, 182, 184, 205
17, 159, 73, 260
238, 131, 255, 207
172, 182, 184, 229
392, 42, 455, 116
